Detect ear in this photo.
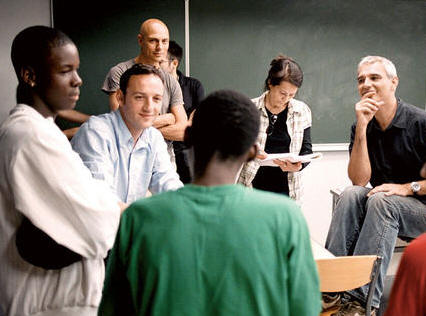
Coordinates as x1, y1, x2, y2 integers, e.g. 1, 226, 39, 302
246, 143, 258, 162
172, 59, 179, 70
116, 89, 125, 108
137, 33, 143, 46
21, 66, 36, 87
391, 76, 399, 91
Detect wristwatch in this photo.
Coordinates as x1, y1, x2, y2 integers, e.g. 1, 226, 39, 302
410, 181, 421, 195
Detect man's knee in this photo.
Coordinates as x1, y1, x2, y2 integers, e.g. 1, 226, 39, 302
338, 186, 370, 204
365, 192, 398, 218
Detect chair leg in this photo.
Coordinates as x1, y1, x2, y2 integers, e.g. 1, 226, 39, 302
365, 257, 382, 315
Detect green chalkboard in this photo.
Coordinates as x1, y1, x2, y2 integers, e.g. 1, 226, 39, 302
54, 0, 425, 143
188, 0, 425, 143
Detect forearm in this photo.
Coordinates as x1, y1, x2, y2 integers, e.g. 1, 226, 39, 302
158, 121, 187, 141
152, 113, 176, 129
62, 127, 80, 140
348, 124, 371, 186
57, 109, 90, 124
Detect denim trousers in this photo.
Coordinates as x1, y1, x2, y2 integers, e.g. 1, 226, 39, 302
325, 186, 426, 308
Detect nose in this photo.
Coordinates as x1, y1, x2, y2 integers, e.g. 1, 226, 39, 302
143, 98, 155, 112
363, 77, 372, 86
72, 70, 83, 87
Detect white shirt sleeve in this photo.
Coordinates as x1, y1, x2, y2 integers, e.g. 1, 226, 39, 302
10, 125, 120, 259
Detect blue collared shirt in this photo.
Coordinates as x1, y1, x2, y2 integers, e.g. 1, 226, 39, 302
71, 110, 183, 203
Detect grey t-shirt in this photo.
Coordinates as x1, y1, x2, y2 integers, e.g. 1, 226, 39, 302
102, 58, 183, 115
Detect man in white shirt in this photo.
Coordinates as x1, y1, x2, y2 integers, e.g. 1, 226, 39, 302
0, 26, 123, 316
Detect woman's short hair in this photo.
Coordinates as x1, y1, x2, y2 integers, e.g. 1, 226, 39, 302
264, 54, 304, 91
186, 90, 260, 176
119, 63, 164, 94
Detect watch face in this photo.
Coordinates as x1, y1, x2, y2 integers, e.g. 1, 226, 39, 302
411, 182, 421, 193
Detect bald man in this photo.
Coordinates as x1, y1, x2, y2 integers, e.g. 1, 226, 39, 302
102, 19, 187, 159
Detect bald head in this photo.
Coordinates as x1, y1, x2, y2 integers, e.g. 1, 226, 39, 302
140, 19, 168, 36
137, 19, 169, 66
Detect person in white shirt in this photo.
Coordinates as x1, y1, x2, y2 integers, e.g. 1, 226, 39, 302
0, 25, 124, 316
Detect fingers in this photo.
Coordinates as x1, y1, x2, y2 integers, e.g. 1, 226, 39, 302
256, 149, 268, 160
367, 183, 407, 197
272, 159, 302, 172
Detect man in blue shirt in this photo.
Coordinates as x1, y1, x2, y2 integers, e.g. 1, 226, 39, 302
72, 64, 182, 203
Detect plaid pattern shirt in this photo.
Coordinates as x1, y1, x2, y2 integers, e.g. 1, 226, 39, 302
237, 91, 312, 202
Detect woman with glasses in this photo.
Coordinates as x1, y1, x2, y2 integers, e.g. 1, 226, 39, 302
238, 55, 312, 202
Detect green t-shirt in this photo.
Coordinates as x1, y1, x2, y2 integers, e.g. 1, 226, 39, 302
99, 184, 320, 316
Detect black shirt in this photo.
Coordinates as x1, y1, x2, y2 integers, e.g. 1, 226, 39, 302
253, 107, 312, 195
349, 98, 426, 204
173, 70, 204, 153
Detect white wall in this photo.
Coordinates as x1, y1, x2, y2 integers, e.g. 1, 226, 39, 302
0, 0, 51, 124
301, 148, 351, 245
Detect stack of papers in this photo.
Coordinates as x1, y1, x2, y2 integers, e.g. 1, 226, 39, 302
259, 152, 323, 167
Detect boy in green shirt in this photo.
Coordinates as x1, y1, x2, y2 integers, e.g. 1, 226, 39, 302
99, 90, 321, 316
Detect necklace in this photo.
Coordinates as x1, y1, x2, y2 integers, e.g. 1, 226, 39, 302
266, 108, 278, 136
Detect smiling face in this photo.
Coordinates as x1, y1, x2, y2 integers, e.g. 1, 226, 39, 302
268, 80, 298, 108
118, 74, 163, 139
138, 20, 169, 66
357, 62, 398, 102
34, 43, 82, 115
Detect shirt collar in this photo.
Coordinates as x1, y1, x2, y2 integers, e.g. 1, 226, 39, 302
389, 98, 408, 129
112, 110, 151, 150
14, 103, 55, 124
369, 98, 407, 132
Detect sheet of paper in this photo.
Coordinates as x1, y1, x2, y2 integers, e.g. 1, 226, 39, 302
259, 152, 323, 167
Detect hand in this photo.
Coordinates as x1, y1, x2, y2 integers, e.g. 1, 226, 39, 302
273, 158, 302, 172
256, 148, 268, 160
367, 183, 411, 197
355, 92, 384, 127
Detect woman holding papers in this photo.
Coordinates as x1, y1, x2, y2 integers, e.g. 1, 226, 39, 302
238, 55, 312, 202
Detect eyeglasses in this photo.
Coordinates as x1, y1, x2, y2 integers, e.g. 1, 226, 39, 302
266, 114, 278, 136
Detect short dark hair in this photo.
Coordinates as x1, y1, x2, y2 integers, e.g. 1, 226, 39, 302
264, 54, 303, 91
167, 40, 183, 64
185, 90, 260, 177
119, 63, 164, 94
11, 26, 74, 103
11, 25, 73, 80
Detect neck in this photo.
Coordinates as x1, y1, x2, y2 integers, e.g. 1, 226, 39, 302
192, 154, 244, 187
135, 55, 159, 68
375, 96, 398, 130
32, 94, 56, 119
119, 109, 144, 146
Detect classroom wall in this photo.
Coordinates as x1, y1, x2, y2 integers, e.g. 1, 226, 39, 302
301, 150, 351, 245
0, 0, 51, 124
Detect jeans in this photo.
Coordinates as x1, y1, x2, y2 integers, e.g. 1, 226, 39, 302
325, 186, 426, 308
